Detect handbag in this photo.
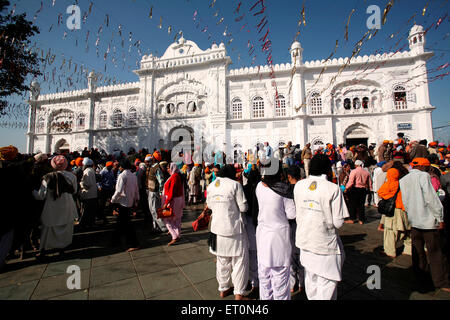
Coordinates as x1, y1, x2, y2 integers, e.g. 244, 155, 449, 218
377, 188, 400, 218
157, 207, 174, 219
192, 213, 210, 232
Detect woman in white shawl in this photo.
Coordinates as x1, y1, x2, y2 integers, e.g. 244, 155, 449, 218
33, 156, 77, 258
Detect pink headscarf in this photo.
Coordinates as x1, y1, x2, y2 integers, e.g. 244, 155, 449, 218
51, 155, 68, 171
169, 163, 180, 175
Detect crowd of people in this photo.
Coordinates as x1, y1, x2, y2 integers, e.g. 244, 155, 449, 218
0, 136, 449, 300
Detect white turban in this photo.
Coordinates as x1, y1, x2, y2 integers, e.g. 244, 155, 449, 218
82, 157, 94, 166
34, 153, 48, 163
355, 160, 364, 167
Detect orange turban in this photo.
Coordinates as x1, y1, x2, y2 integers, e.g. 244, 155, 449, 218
106, 161, 114, 167
70, 160, 76, 166
153, 151, 162, 162
205, 167, 210, 173
75, 157, 84, 167
0, 145, 18, 161
429, 142, 438, 147
411, 158, 430, 167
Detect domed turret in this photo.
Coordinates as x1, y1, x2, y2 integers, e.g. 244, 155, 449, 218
408, 24, 425, 54
291, 41, 302, 51
30, 81, 40, 100
88, 70, 97, 92
409, 24, 424, 37
290, 41, 303, 66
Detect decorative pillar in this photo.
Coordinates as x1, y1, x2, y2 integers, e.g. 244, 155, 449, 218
26, 81, 40, 154
87, 71, 97, 149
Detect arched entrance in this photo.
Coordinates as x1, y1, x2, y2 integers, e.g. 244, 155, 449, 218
54, 139, 70, 154
168, 126, 195, 150
233, 144, 244, 164
344, 123, 372, 147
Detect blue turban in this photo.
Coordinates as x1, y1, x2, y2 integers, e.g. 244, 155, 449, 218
377, 161, 387, 167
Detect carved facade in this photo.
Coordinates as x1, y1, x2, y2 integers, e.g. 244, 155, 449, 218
27, 25, 435, 156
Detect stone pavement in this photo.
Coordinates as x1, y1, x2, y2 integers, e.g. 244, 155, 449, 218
1, 204, 449, 300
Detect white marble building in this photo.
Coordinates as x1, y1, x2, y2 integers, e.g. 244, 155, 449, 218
27, 25, 435, 158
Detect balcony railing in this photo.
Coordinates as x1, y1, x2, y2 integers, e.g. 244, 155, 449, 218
395, 101, 408, 110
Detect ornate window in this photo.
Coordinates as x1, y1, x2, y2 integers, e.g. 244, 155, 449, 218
362, 97, 369, 109
77, 113, 86, 130
112, 109, 124, 128
252, 97, 265, 118
37, 117, 45, 133
371, 97, 378, 109
309, 92, 322, 115
335, 99, 342, 111
128, 107, 137, 126
50, 111, 74, 133
394, 85, 407, 110
344, 98, 351, 110
166, 103, 175, 115
275, 95, 286, 117
312, 137, 325, 147
232, 98, 243, 119
187, 101, 197, 113
99, 111, 107, 129
353, 98, 361, 109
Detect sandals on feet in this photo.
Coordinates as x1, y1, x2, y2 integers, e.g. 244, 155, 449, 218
220, 287, 234, 298
167, 238, 179, 246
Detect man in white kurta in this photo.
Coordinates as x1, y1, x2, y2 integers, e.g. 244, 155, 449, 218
255, 181, 296, 300
207, 170, 249, 300
372, 162, 387, 206
294, 156, 350, 300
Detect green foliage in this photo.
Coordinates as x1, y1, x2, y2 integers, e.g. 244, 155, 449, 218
0, 0, 41, 114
